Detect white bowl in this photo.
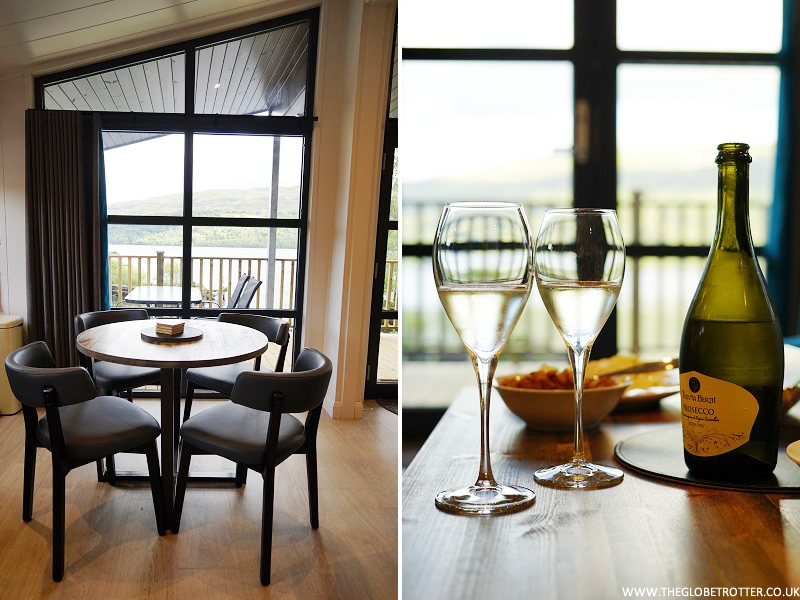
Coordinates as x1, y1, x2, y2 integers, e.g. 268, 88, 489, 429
495, 376, 628, 432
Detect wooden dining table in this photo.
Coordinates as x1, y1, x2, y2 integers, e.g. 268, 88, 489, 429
76, 318, 268, 527
403, 388, 800, 599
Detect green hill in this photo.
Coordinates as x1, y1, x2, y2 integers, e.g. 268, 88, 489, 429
108, 187, 301, 248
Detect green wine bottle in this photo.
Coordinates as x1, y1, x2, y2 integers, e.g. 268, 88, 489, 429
680, 143, 784, 478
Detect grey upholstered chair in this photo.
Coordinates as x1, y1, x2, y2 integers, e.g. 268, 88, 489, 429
74, 309, 161, 399
182, 313, 290, 423
5, 341, 165, 582
173, 348, 332, 586
75, 309, 161, 480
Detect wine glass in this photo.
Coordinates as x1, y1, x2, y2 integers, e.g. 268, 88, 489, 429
432, 202, 536, 515
533, 208, 626, 489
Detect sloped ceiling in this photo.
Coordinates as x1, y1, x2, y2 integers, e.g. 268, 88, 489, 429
0, 0, 313, 80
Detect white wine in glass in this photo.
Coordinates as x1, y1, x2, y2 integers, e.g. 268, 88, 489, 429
534, 209, 626, 489
433, 202, 536, 515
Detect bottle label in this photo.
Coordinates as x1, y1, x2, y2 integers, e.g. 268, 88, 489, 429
680, 371, 759, 457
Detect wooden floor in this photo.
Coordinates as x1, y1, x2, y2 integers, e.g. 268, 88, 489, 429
0, 399, 398, 599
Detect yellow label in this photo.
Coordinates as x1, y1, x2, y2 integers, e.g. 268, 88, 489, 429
680, 371, 759, 457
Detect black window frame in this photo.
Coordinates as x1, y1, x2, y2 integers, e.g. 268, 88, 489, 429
34, 8, 320, 365
366, 19, 399, 400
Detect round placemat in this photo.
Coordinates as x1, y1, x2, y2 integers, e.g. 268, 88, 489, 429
614, 424, 800, 493
141, 326, 204, 344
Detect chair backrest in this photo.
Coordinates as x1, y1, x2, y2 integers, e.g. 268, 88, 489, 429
75, 308, 149, 334
234, 279, 262, 309
218, 313, 290, 372
74, 309, 150, 371
230, 348, 332, 414
226, 274, 250, 308
5, 341, 97, 408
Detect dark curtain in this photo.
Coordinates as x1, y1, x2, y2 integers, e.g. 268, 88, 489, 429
767, 0, 800, 337
25, 110, 108, 367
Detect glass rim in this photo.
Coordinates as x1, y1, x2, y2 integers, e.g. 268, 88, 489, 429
543, 208, 618, 215
444, 201, 524, 209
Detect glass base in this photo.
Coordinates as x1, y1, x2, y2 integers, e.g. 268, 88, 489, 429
435, 484, 536, 515
534, 460, 624, 489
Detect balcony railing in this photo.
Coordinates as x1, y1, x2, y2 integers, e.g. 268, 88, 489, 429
109, 252, 399, 331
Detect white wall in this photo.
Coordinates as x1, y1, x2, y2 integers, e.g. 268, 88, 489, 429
0, 0, 396, 419
0, 74, 33, 328
305, 0, 395, 417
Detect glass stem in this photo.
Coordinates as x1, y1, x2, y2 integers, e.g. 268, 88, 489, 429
472, 354, 498, 488
568, 345, 591, 464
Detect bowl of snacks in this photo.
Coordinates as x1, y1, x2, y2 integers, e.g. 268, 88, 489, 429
495, 367, 629, 431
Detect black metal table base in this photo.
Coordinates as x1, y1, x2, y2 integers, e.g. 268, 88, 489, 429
98, 468, 239, 484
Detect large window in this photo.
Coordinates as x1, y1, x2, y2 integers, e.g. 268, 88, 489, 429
36, 10, 319, 364
402, 1, 786, 409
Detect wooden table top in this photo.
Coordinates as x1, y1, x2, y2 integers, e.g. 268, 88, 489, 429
403, 387, 800, 599
76, 318, 268, 368
124, 286, 202, 304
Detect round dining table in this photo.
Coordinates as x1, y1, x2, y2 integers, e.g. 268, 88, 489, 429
76, 318, 269, 527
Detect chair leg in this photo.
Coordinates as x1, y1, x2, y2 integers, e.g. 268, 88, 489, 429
22, 438, 36, 522
144, 442, 166, 536
260, 465, 276, 586
51, 461, 66, 582
95, 388, 108, 482
235, 464, 247, 488
182, 382, 195, 423
126, 389, 133, 403
172, 444, 193, 533
306, 448, 319, 529
105, 455, 117, 484
103, 390, 117, 483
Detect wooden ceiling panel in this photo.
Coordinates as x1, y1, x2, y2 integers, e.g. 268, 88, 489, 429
157, 57, 176, 113
0, 0, 307, 78
86, 74, 118, 111
194, 46, 213, 113
73, 77, 106, 111
102, 73, 130, 111
249, 25, 301, 114
263, 27, 308, 114
116, 67, 143, 111
59, 80, 92, 110
233, 30, 281, 115
37, 11, 310, 152
211, 39, 241, 114
143, 60, 164, 112
171, 55, 185, 113
219, 36, 254, 114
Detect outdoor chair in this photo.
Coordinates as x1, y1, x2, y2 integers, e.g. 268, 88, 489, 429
5, 341, 165, 582
202, 273, 250, 308
235, 278, 262, 308
75, 309, 161, 480
173, 348, 332, 586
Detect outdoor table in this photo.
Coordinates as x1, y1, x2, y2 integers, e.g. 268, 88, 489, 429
403, 388, 800, 598
76, 318, 268, 528
124, 286, 203, 306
